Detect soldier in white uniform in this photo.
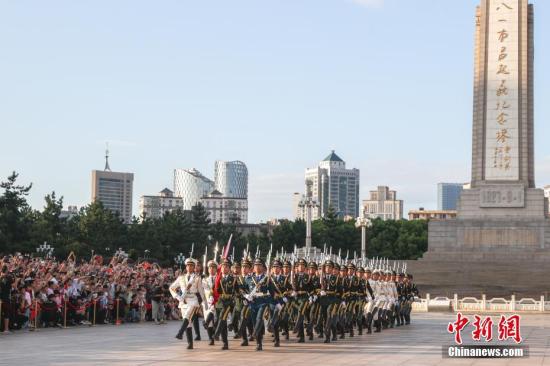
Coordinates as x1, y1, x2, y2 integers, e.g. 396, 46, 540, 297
202, 260, 218, 346
170, 258, 207, 349
371, 269, 386, 333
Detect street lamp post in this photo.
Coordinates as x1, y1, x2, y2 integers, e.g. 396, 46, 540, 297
174, 252, 186, 270
36, 242, 54, 259
355, 217, 372, 261
299, 181, 319, 255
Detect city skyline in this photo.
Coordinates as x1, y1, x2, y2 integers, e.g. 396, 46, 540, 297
1, 1, 550, 223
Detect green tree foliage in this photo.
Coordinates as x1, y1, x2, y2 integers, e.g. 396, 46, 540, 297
0, 172, 428, 264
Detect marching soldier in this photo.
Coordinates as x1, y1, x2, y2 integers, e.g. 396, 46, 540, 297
268, 259, 290, 347
319, 260, 341, 343
214, 257, 241, 350
306, 261, 321, 341
291, 258, 311, 343
230, 261, 243, 339
170, 258, 207, 349
239, 257, 254, 346
202, 260, 218, 345
244, 257, 276, 351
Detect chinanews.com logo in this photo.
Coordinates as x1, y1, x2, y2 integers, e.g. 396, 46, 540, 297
443, 313, 529, 359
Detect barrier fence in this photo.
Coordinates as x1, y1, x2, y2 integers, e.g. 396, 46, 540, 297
412, 294, 550, 313
0, 297, 156, 332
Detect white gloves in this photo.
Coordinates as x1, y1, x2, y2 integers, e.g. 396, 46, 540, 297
276, 303, 283, 312
308, 296, 313, 304
320, 291, 326, 296
341, 301, 346, 307
283, 297, 288, 303
291, 291, 297, 297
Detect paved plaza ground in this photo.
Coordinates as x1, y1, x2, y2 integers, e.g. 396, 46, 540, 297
0, 313, 549, 366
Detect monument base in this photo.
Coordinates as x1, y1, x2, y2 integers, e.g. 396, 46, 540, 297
410, 217, 550, 297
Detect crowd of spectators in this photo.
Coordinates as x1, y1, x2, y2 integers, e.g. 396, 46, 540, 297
0, 253, 184, 334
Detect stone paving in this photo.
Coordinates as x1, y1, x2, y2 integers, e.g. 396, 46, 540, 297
0, 313, 549, 366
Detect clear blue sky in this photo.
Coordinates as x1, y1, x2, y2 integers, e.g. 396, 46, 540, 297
1, 0, 549, 222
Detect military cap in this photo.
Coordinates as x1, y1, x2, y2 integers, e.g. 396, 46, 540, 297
232, 261, 241, 268
346, 262, 356, 270
207, 260, 218, 268
308, 261, 318, 269
254, 257, 265, 266
324, 259, 334, 267
398, 272, 405, 277
272, 259, 282, 267
221, 257, 232, 266
297, 258, 307, 266
333, 263, 341, 270
184, 258, 196, 266
357, 267, 365, 273
365, 267, 372, 273
283, 260, 292, 268
241, 258, 252, 267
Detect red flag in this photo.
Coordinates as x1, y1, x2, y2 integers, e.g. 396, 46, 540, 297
213, 234, 233, 304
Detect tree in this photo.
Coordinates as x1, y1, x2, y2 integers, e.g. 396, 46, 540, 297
0, 172, 32, 253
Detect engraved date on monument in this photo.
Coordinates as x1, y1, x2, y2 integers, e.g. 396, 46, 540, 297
480, 186, 525, 208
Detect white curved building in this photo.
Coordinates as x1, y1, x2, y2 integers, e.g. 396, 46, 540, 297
174, 168, 214, 210
214, 160, 248, 199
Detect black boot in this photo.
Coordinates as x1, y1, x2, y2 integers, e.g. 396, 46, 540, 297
186, 328, 194, 349
176, 318, 189, 340
193, 316, 201, 341
274, 328, 280, 347
324, 327, 331, 343
221, 322, 229, 350
256, 335, 263, 351
241, 324, 249, 346
374, 319, 381, 333
331, 325, 337, 341
350, 325, 354, 337
366, 313, 373, 334
207, 327, 215, 346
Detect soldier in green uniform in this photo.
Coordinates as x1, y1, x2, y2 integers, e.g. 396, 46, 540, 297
230, 261, 242, 339
215, 257, 240, 350
239, 257, 253, 346
291, 258, 311, 343
319, 260, 341, 343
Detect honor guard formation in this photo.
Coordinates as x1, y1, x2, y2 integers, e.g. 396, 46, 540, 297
169, 245, 419, 351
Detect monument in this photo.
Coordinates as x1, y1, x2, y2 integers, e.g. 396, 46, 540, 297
412, 0, 550, 296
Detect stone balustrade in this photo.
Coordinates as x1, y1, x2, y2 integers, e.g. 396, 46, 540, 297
412, 294, 550, 313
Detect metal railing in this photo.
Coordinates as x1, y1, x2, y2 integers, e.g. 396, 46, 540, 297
411, 294, 549, 313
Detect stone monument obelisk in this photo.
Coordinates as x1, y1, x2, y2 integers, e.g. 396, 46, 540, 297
416, 0, 549, 296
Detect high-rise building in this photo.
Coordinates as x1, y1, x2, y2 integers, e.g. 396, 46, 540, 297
174, 168, 214, 210
362, 186, 403, 220
214, 160, 248, 198
200, 190, 248, 224
139, 188, 184, 220
292, 192, 306, 220
304, 151, 360, 219
91, 149, 134, 224
437, 183, 464, 210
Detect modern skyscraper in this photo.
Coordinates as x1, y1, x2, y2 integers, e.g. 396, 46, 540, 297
304, 151, 360, 219
91, 149, 134, 224
214, 160, 248, 198
362, 186, 403, 220
174, 168, 214, 210
437, 183, 464, 210
139, 188, 184, 220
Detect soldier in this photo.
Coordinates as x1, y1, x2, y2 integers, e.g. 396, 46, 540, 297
268, 259, 290, 347
319, 260, 341, 343
337, 264, 348, 339
193, 262, 205, 341
279, 259, 293, 340
214, 257, 240, 350
239, 257, 254, 346
291, 258, 311, 343
244, 257, 275, 351
306, 261, 321, 340
345, 262, 361, 337
402, 273, 419, 325
230, 261, 242, 339
202, 260, 218, 345
170, 258, 206, 349
369, 268, 386, 333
